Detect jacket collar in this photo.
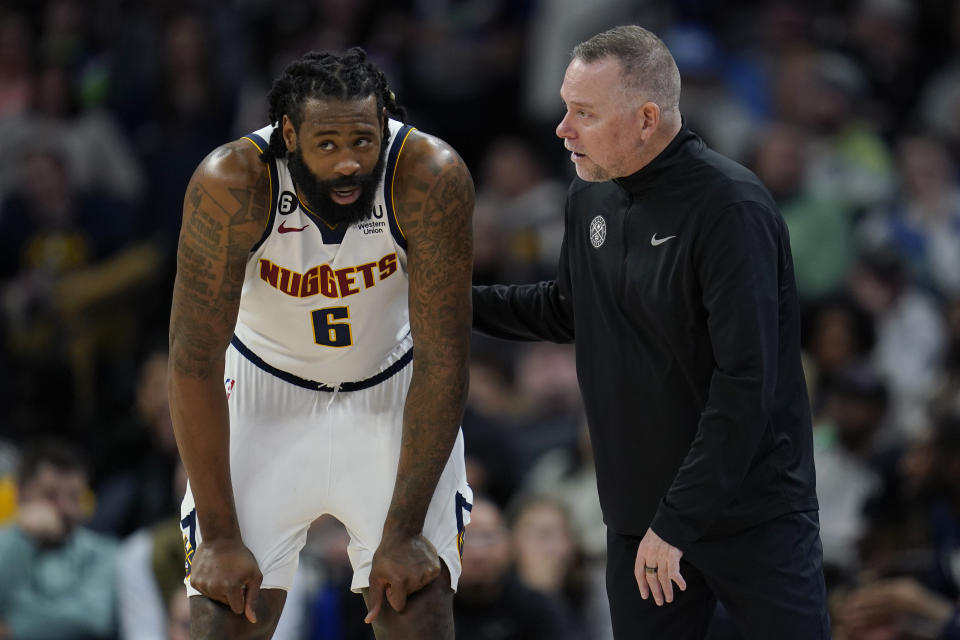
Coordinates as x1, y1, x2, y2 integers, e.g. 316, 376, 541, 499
613, 119, 701, 194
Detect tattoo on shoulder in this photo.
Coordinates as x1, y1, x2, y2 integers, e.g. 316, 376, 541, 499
400, 143, 474, 352
397, 149, 473, 229
170, 166, 269, 377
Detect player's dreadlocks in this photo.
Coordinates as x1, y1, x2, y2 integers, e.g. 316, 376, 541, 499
261, 47, 406, 162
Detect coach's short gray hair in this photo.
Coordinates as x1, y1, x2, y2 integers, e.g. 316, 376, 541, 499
572, 25, 681, 112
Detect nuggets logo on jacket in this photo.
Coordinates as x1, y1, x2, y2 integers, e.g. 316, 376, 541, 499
590, 215, 607, 248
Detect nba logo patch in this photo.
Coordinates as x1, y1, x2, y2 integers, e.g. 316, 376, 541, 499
224, 378, 235, 399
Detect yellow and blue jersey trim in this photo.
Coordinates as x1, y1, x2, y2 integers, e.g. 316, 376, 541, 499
297, 195, 349, 246
180, 508, 197, 580
242, 131, 280, 252
230, 335, 412, 392
455, 491, 472, 559
385, 125, 415, 251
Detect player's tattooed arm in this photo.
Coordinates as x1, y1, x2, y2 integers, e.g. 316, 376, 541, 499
389, 132, 474, 537
168, 141, 269, 540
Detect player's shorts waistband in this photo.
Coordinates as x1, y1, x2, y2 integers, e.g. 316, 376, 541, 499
230, 335, 413, 392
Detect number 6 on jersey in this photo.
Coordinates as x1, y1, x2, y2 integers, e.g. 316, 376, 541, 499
312, 307, 352, 347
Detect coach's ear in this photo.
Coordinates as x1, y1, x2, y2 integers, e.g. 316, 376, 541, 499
282, 115, 297, 153
638, 102, 661, 143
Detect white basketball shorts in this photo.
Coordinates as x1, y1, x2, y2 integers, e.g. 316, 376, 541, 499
180, 339, 472, 595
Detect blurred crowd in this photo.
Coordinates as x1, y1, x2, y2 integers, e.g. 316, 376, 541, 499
0, 0, 959, 638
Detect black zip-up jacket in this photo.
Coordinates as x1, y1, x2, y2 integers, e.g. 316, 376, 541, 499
473, 124, 819, 545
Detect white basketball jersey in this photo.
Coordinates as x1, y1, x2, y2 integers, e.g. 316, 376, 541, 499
232, 119, 415, 386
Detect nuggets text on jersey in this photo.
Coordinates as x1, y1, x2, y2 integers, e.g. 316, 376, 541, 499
258, 253, 399, 299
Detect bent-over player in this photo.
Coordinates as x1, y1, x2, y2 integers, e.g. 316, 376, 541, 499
168, 48, 474, 639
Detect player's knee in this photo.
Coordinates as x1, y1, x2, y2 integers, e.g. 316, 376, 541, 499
189, 596, 226, 639
188, 593, 284, 640
371, 566, 454, 640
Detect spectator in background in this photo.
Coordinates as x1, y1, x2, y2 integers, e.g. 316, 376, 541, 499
857, 133, 960, 298
844, 0, 924, 134
0, 61, 145, 204
228, 0, 401, 139
37, 0, 96, 72
521, 0, 639, 143
132, 10, 237, 250
749, 121, 854, 302
524, 415, 606, 559
461, 348, 524, 510
918, 2, 960, 157
506, 493, 589, 637
837, 577, 958, 640
397, 0, 531, 168
0, 0, 145, 204
800, 293, 877, 416
0, 145, 161, 435
460, 341, 582, 511
835, 413, 960, 639
454, 496, 579, 640
662, 22, 758, 162
931, 298, 960, 419
0, 12, 33, 121
298, 516, 373, 640
88, 346, 179, 537
0, 437, 117, 639
719, 1, 814, 121
813, 366, 893, 583
775, 48, 894, 217
522, 420, 613, 640
471, 196, 511, 286
509, 342, 582, 472
848, 248, 947, 436
116, 9, 241, 346
476, 137, 568, 283
116, 461, 189, 640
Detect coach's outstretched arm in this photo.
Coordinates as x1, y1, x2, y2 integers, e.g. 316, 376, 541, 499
168, 141, 269, 624
365, 131, 474, 622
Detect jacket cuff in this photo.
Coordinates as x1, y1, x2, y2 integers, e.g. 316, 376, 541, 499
649, 504, 697, 549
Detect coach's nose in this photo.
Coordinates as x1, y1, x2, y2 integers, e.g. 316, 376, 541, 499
556, 111, 575, 140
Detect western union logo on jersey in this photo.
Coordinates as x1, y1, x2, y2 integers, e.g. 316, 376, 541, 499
259, 253, 399, 299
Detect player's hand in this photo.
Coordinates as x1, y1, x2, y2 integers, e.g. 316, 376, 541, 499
634, 527, 686, 606
364, 533, 441, 624
189, 538, 263, 624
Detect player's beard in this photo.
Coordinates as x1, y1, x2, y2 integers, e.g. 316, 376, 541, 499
287, 139, 388, 227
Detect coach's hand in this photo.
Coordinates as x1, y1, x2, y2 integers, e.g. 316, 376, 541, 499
635, 527, 686, 606
364, 533, 441, 623
190, 538, 263, 624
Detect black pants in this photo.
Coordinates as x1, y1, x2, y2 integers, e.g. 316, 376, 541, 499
606, 511, 831, 639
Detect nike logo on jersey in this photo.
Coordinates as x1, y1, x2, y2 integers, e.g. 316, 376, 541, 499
651, 233, 677, 246
278, 222, 310, 233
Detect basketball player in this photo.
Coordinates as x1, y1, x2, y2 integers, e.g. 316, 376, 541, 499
168, 49, 474, 639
